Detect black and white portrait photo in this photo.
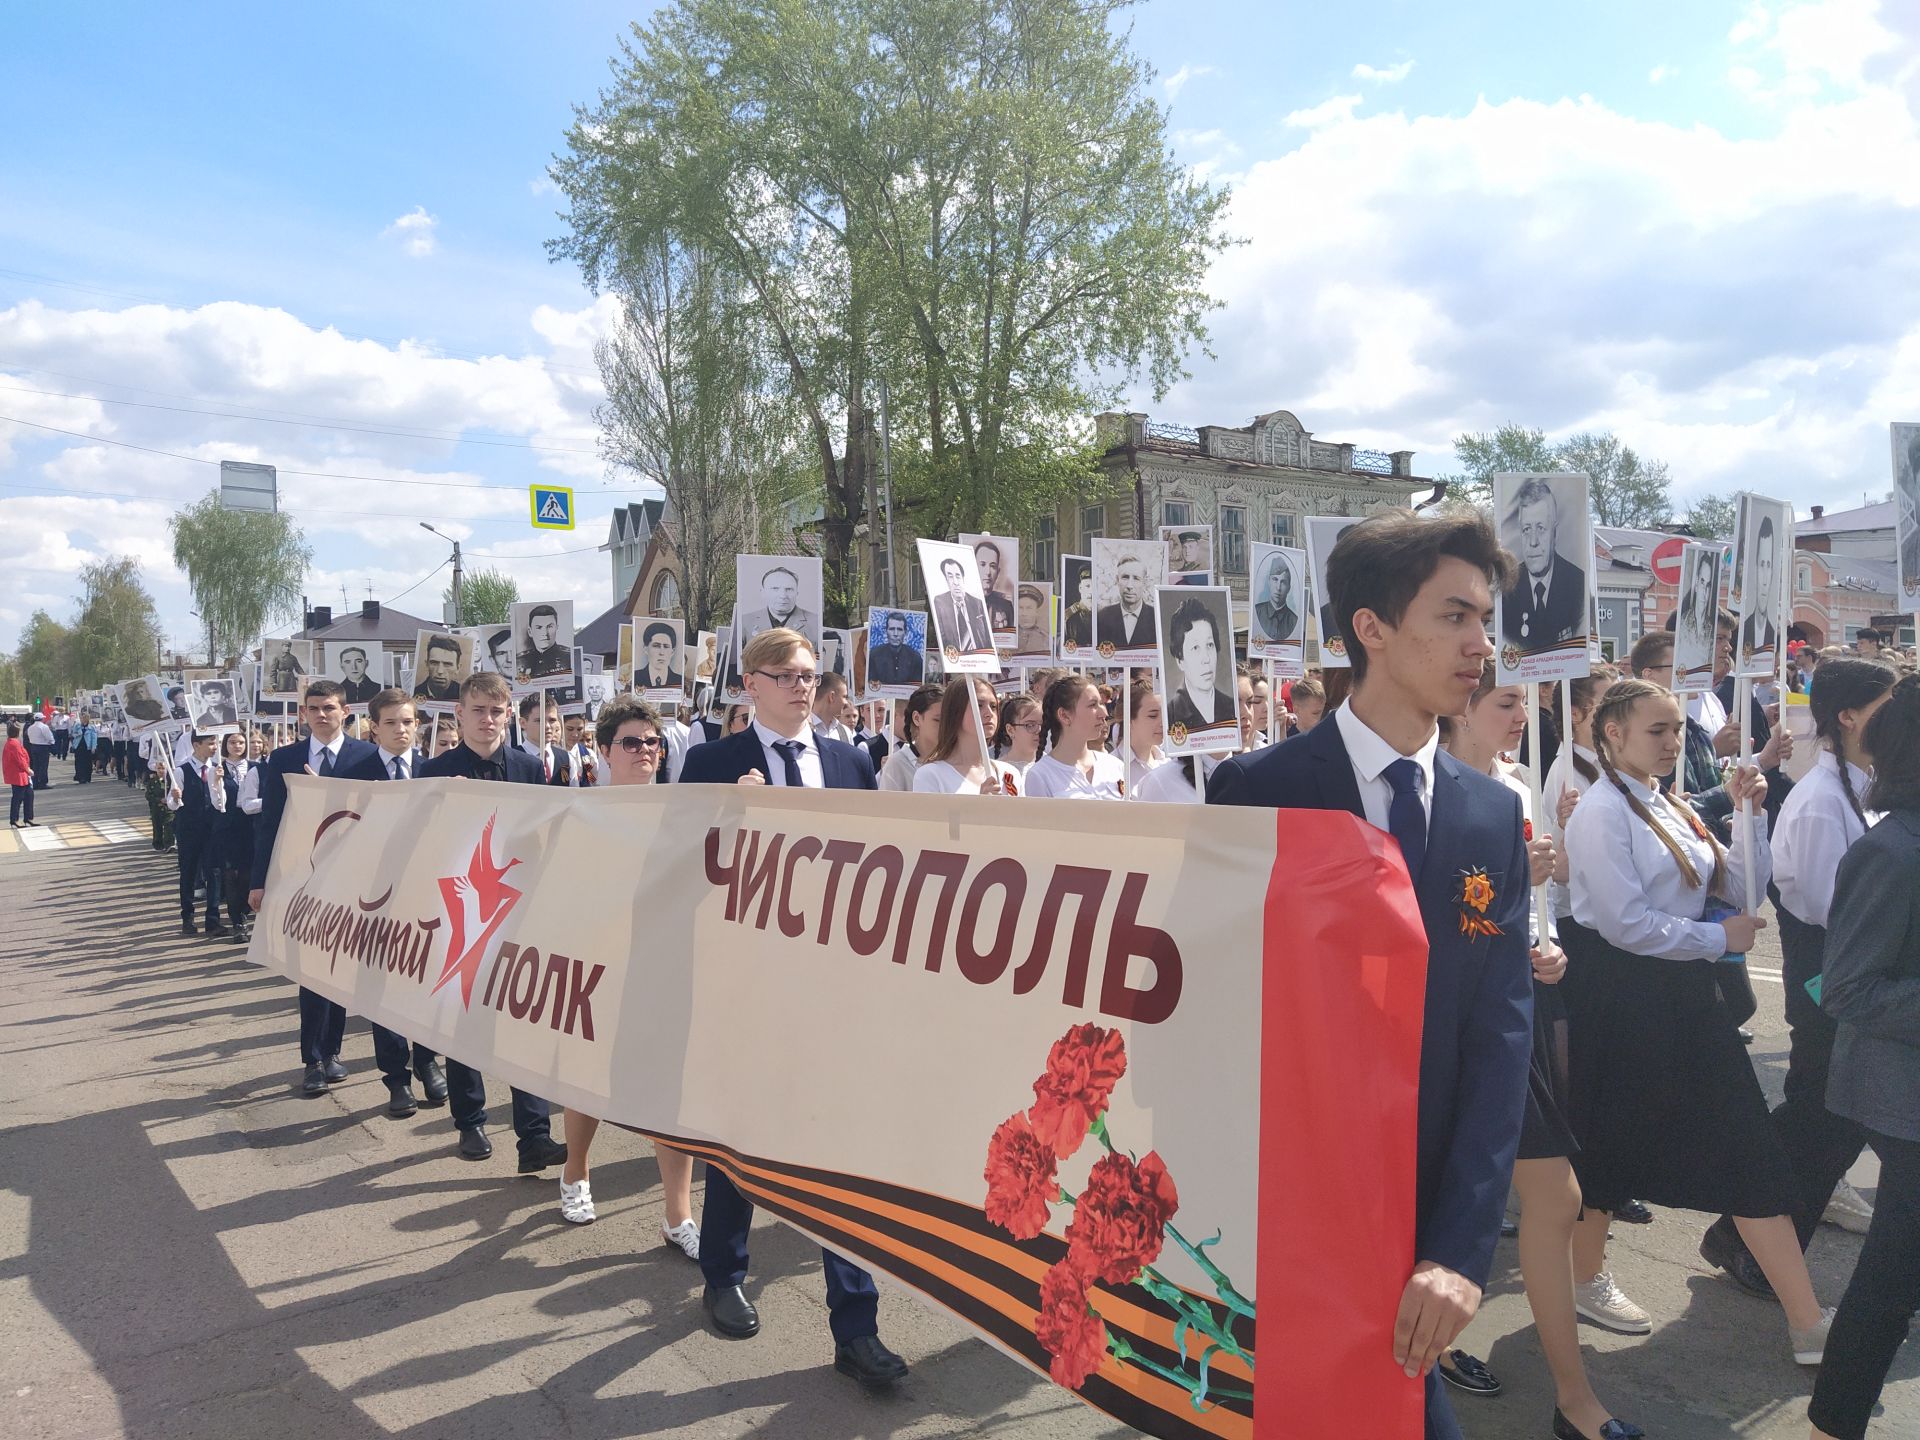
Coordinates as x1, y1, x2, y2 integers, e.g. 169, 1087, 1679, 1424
483, 626, 515, 675
262, 637, 311, 699
1494, 471, 1592, 682
959, 533, 1020, 639
1015, 582, 1054, 660
865, 607, 926, 695
1060, 555, 1094, 655
1674, 541, 1724, 692
1894, 422, 1919, 599
735, 555, 824, 653
1304, 516, 1361, 667
188, 679, 240, 735
916, 539, 998, 672
511, 600, 576, 686
1160, 525, 1213, 586
122, 674, 167, 727
1091, 536, 1165, 661
413, 630, 475, 701
1247, 542, 1306, 658
822, 627, 853, 682
1157, 587, 1241, 755
1735, 494, 1791, 677
325, 643, 383, 705
634, 617, 686, 699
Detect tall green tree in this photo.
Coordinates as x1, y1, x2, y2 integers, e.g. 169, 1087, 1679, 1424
14, 611, 71, 700
66, 557, 163, 686
1556, 431, 1672, 528
551, 0, 1228, 618
1684, 492, 1737, 540
448, 567, 520, 626
169, 491, 312, 663
1438, 425, 1558, 511
0, 650, 23, 705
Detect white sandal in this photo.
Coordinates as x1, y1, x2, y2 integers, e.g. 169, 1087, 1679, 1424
559, 1177, 595, 1224
661, 1219, 699, 1259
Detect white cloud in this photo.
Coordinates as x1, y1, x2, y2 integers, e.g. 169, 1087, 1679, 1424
381, 206, 440, 258
529, 174, 560, 197
1285, 94, 1363, 129
1162, 64, 1215, 100
1351, 59, 1415, 85
1649, 64, 1676, 84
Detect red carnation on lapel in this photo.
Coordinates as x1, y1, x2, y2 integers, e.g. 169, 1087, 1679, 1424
983, 1112, 1059, 1239
1028, 1023, 1127, 1158
1065, 1149, 1180, 1285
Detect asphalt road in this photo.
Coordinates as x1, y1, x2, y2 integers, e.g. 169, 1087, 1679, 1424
1, 774, 1912, 1439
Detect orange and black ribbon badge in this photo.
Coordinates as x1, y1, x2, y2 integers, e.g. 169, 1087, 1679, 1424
1456, 866, 1503, 940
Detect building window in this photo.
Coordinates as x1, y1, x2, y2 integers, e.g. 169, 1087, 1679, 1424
651, 572, 681, 617
1269, 512, 1296, 548
1080, 503, 1105, 546
1031, 515, 1056, 582
1162, 500, 1193, 529
1219, 505, 1248, 575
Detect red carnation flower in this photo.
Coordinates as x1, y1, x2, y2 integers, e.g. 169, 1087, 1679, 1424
983, 1112, 1059, 1239
1034, 1259, 1108, 1390
1523, 818, 1534, 843
1028, 1024, 1127, 1158
1065, 1149, 1180, 1285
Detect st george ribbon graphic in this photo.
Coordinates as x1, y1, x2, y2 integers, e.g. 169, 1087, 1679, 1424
251, 776, 1431, 1439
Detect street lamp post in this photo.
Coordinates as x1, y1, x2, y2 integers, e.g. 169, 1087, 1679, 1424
420, 523, 464, 627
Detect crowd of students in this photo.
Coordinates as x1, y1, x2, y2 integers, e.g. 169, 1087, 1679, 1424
39, 507, 1920, 1439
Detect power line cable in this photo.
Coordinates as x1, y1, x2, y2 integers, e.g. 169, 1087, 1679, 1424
384, 558, 452, 607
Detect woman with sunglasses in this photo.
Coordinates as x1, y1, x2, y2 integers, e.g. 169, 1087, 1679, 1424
555, 697, 700, 1262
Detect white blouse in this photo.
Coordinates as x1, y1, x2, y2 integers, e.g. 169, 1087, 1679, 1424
1131, 755, 1217, 805
1773, 749, 1875, 929
912, 757, 1011, 795
1540, 742, 1599, 921
1124, 750, 1167, 796
1023, 750, 1127, 801
877, 746, 921, 793
1566, 772, 1772, 962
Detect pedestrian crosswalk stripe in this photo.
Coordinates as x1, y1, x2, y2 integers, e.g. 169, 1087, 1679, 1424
1, 817, 146, 857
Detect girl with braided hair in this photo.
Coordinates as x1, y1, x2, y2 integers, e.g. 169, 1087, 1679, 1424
1562, 678, 1836, 1366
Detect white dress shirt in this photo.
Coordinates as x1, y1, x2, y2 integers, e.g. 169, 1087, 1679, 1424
911, 757, 1010, 795
1124, 749, 1167, 796
1333, 701, 1439, 833
1567, 771, 1772, 962
658, 717, 688, 783
1773, 749, 1875, 929
1022, 749, 1126, 800
1688, 689, 1729, 736
878, 745, 921, 793
1540, 742, 1598, 920
1132, 755, 1218, 805
751, 719, 824, 789
812, 715, 854, 745
165, 757, 229, 813
25, 719, 53, 746
308, 733, 346, 773
378, 747, 413, 782
238, 764, 264, 814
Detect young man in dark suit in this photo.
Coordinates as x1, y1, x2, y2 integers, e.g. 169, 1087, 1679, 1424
170, 731, 228, 937
517, 693, 573, 786
1208, 511, 1533, 1440
340, 688, 448, 1118
677, 626, 907, 1393
418, 672, 567, 1173
248, 680, 381, 1096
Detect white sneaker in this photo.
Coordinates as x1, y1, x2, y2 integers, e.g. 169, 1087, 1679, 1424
1823, 1179, 1874, 1235
662, 1219, 700, 1260
559, 1177, 595, 1224
1574, 1271, 1652, 1334
1792, 1306, 1835, 1366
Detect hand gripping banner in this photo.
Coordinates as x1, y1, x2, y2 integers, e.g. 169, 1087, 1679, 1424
251, 777, 1429, 1439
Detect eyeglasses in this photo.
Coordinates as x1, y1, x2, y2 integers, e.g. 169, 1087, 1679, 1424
615, 734, 664, 754
1008, 720, 1041, 733
753, 670, 819, 691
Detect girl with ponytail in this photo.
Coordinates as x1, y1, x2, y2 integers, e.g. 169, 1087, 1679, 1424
1540, 670, 1615, 924
1024, 674, 1125, 800
1563, 678, 1835, 1366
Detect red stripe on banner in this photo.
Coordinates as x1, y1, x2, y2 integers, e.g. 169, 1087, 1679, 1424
1255, 809, 1428, 1440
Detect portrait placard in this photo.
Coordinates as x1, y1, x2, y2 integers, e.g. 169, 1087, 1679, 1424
1733, 493, 1790, 678
473, 623, 516, 676
735, 555, 825, 655
261, 637, 312, 700
690, 631, 719, 701
864, 607, 927, 697
1494, 472, 1593, 684
1157, 586, 1242, 755
1059, 555, 1094, 658
1304, 517, 1361, 668
509, 600, 576, 689
1893, 422, 1920, 602
1161, 524, 1214, 586
1673, 541, 1726, 694
958, 533, 1020, 644
412, 630, 475, 703
163, 680, 193, 722
615, 622, 636, 694
187, 678, 242, 736
1090, 536, 1167, 664
321, 640, 384, 707
916, 539, 999, 673
1013, 581, 1054, 660
633, 617, 688, 702
822, 627, 853, 684
710, 625, 739, 712
1247, 543, 1306, 673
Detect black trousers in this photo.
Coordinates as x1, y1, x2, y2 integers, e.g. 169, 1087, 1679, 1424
176, 829, 218, 927
443, 1059, 551, 1151
75, 747, 92, 783
371, 1024, 440, 1088
699, 1167, 879, 1345
9, 784, 32, 825
219, 865, 249, 931
1806, 1129, 1920, 1440
54, 732, 68, 758
28, 743, 50, 789
297, 987, 346, 1064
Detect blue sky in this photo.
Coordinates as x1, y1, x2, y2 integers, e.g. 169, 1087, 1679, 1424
3, 1, 1916, 650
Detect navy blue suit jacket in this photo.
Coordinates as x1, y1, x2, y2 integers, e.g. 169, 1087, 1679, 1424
250, 736, 380, 891
417, 742, 546, 785
339, 747, 426, 782
1207, 717, 1533, 1289
678, 726, 877, 792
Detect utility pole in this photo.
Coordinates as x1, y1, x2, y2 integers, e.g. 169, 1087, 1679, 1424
421, 524, 464, 626
879, 377, 898, 606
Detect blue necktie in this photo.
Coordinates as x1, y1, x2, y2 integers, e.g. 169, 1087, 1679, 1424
772, 739, 806, 788
317, 748, 334, 778
1382, 757, 1426, 883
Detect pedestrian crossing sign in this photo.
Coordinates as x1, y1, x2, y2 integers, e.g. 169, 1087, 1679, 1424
529, 485, 575, 530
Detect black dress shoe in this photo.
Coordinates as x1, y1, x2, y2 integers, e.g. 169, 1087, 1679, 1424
302, 1063, 327, 1096
1698, 1225, 1776, 1299
1738, 1026, 1755, 1045
386, 1081, 418, 1118
1552, 1409, 1645, 1440
1615, 1198, 1654, 1225
180, 920, 198, 937
704, 1284, 761, 1339
1436, 1350, 1500, 1396
205, 923, 230, 937
417, 1060, 448, 1106
835, 1334, 909, 1389
517, 1137, 568, 1174
321, 1056, 348, 1083
230, 928, 248, 945
458, 1127, 493, 1161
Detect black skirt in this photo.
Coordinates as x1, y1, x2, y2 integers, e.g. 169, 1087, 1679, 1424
1518, 977, 1578, 1161
1559, 918, 1797, 1216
